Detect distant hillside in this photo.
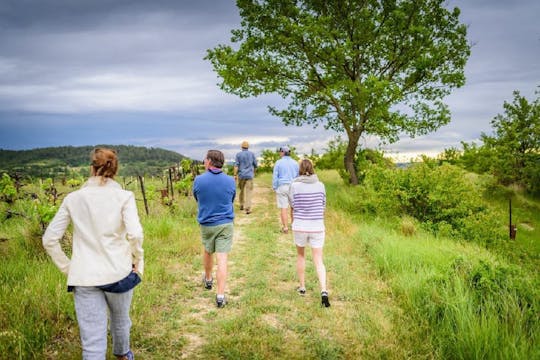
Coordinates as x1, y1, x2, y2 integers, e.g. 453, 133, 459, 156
0, 145, 188, 178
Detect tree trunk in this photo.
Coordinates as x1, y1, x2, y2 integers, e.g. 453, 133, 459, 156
344, 133, 360, 185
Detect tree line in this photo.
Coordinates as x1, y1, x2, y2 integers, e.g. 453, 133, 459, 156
0, 145, 187, 179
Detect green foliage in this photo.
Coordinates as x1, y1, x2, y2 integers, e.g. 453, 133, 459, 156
0, 171, 539, 358
437, 146, 462, 164
365, 226, 539, 360
35, 203, 59, 231
179, 158, 193, 176
257, 146, 299, 172
0, 145, 188, 179
458, 141, 497, 174
317, 137, 393, 183
0, 173, 17, 203
207, 0, 470, 183
458, 90, 540, 195
323, 166, 540, 359
173, 174, 193, 196
258, 149, 281, 173
316, 137, 347, 171
357, 162, 505, 245
486, 90, 540, 194
66, 178, 82, 188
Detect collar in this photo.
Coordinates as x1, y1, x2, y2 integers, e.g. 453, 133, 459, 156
208, 167, 223, 174
83, 176, 122, 188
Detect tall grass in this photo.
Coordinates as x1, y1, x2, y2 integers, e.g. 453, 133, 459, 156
1, 170, 538, 359
324, 169, 539, 359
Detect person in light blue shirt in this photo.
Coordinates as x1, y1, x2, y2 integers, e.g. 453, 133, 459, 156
234, 141, 258, 214
272, 146, 299, 233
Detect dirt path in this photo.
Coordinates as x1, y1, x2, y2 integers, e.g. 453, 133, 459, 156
177, 177, 407, 358
178, 182, 272, 358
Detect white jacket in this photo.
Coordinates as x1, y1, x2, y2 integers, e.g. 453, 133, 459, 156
43, 177, 144, 287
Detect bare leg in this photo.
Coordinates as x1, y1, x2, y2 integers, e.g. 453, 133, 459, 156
296, 246, 306, 289
203, 250, 213, 281
280, 208, 289, 230
216, 252, 228, 295
290, 207, 294, 223
311, 247, 327, 292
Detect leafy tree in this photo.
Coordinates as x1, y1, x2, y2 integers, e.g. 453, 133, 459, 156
258, 146, 299, 172
457, 141, 496, 175
317, 137, 347, 171
302, 148, 320, 166
317, 136, 393, 181
206, 0, 470, 184
258, 149, 281, 172
437, 147, 462, 165
480, 90, 540, 193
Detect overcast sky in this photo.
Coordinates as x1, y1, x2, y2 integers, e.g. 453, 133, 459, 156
0, 0, 538, 162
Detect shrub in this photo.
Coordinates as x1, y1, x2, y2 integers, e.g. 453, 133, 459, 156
361, 163, 505, 245
0, 173, 17, 203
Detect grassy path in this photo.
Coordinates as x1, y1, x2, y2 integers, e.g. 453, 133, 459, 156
6, 171, 538, 358
38, 173, 411, 359
155, 174, 410, 359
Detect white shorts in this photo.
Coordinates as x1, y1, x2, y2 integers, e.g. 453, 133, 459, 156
275, 185, 291, 208
293, 231, 325, 248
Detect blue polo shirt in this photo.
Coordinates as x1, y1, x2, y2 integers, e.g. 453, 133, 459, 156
193, 169, 236, 226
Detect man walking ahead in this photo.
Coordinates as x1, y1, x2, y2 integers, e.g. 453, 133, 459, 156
193, 150, 236, 308
234, 141, 258, 214
272, 146, 299, 233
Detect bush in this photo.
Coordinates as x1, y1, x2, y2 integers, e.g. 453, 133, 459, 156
0, 173, 17, 203
361, 163, 505, 245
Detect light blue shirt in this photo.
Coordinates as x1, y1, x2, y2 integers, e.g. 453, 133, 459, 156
272, 156, 299, 190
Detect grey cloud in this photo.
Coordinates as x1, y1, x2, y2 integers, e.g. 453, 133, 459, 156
0, 1, 238, 30
1, 0, 539, 162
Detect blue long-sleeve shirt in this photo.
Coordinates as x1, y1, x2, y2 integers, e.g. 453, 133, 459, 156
234, 149, 257, 179
272, 156, 299, 190
193, 169, 236, 226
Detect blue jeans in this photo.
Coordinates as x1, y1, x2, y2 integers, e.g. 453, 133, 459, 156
74, 286, 133, 359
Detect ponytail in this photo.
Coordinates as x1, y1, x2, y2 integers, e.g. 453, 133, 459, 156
91, 148, 118, 183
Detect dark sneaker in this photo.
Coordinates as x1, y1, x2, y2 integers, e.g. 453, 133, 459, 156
245, 208, 251, 214
321, 291, 330, 307
240, 205, 244, 210
216, 296, 227, 308
116, 350, 134, 360
297, 287, 306, 296
202, 275, 213, 290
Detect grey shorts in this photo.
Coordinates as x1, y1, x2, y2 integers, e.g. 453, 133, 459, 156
275, 184, 291, 208
293, 231, 325, 248
201, 222, 234, 253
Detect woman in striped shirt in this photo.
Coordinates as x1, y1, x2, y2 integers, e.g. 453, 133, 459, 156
289, 159, 330, 307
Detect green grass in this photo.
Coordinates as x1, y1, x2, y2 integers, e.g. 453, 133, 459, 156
0, 171, 538, 359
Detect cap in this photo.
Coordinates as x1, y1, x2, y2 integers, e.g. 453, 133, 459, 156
241, 141, 249, 148
279, 146, 290, 153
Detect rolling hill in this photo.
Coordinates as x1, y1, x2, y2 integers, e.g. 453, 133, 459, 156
0, 145, 188, 178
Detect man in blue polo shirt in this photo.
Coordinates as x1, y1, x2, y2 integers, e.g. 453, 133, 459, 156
272, 146, 299, 234
193, 149, 235, 308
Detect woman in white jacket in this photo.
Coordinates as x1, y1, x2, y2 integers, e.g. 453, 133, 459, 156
43, 148, 144, 360
289, 159, 330, 307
